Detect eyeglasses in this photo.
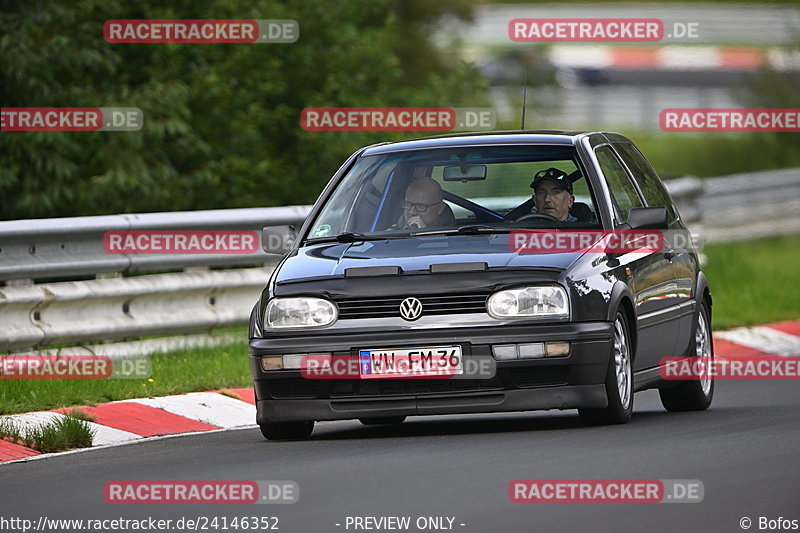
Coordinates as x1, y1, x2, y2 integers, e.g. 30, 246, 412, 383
402, 200, 441, 212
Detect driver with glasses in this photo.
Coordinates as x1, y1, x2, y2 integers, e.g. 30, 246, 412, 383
400, 177, 455, 229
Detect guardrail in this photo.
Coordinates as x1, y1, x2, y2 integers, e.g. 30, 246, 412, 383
699, 167, 800, 242
2, 268, 268, 353
0, 170, 792, 353
0, 206, 310, 283
0, 206, 309, 353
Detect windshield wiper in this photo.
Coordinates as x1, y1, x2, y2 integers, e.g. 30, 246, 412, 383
411, 225, 511, 236
306, 232, 389, 244
456, 225, 507, 234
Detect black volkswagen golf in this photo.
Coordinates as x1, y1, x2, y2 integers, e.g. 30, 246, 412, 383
248, 131, 714, 440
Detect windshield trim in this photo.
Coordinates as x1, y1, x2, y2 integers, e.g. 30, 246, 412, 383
362, 137, 578, 157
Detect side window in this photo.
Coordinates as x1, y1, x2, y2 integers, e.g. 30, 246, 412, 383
595, 145, 643, 222
615, 143, 677, 222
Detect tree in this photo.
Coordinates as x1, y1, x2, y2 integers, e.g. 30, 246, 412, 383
0, 0, 487, 220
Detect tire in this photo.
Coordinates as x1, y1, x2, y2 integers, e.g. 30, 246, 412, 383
659, 299, 714, 412
259, 421, 314, 441
579, 311, 634, 425
359, 416, 406, 426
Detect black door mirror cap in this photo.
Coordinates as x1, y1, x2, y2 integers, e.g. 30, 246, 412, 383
627, 207, 668, 230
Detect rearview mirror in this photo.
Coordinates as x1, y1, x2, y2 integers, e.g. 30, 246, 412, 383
443, 165, 487, 181
262, 225, 297, 254
627, 207, 668, 230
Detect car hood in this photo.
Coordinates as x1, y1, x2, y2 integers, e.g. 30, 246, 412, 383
274, 234, 585, 283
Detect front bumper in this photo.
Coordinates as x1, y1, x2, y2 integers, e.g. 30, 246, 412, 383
249, 321, 612, 423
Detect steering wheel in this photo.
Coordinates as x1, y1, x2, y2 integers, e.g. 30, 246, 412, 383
516, 213, 561, 223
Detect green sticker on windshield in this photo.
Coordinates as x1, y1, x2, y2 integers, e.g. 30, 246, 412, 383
312, 224, 331, 237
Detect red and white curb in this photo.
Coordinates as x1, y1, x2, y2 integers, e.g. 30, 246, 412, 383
0, 388, 256, 465
549, 45, 800, 71
714, 321, 800, 360
2, 321, 799, 465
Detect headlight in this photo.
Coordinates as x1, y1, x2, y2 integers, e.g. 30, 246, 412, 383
264, 297, 338, 330
487, 286, 569, 319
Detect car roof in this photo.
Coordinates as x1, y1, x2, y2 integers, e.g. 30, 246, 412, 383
360, 130, 632, 156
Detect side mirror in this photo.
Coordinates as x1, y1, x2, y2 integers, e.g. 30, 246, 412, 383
627, 207, 668, 230
262, 225, 297, 254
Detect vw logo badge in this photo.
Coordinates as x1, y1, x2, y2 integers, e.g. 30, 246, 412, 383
399, 297, 423, 321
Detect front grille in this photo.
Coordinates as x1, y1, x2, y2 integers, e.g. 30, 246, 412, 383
335, 293, 488, 320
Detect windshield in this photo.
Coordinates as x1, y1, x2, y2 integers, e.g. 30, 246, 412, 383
306, 144, 600, 241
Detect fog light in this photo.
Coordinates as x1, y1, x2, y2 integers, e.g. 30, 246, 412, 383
518, 343, 545, 359
545, 342, 570, 357
282, 353, 331, 369
492, 345, 518, 360
261, 356, 283, 371
281, 354, 305, 369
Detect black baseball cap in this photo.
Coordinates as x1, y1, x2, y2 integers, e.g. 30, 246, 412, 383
531, 167, 573, 193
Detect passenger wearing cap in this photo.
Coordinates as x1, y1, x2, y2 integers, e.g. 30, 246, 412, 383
530, 167, 577, 222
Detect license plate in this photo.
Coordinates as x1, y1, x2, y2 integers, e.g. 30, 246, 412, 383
358, 346, 463, 379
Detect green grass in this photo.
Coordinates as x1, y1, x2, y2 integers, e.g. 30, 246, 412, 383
0, 409, 95, 452
63, 407, 96, 422
0, 340, 251, 416
703, 235, 800, 330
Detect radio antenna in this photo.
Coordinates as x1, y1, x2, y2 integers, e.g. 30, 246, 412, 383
520, 65, 528, 130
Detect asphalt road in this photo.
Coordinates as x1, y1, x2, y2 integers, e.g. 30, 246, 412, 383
2, 379, 799, 533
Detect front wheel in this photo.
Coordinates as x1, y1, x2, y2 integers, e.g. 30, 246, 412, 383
259, 421, 314, 441
579, 311, 634, 425
659, 299, 714, 412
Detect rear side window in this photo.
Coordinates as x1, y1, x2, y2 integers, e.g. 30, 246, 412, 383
615, 143, 677, 223
595, 145, 643, 223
